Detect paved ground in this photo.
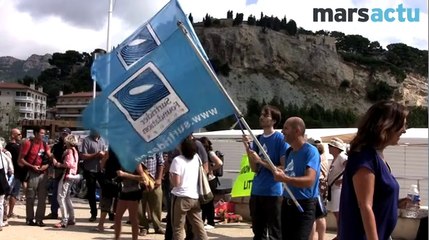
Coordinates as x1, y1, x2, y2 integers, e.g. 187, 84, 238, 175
2, 198, 336, 239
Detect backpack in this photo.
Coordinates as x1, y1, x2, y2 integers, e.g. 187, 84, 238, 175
213, 150, 224, 177
24, 139, 49, 166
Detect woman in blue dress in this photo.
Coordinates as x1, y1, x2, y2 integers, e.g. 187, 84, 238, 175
339, 101, 411, 240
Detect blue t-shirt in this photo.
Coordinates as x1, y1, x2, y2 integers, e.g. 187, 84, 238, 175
251, 131, 289, 196
283, 143, 320, 199
339, 147, 399, 240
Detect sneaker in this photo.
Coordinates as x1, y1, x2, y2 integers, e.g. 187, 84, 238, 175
204, 224, 215, 230
68, 220, 76, 226
1, 222, 9, 227
154, 228, 166, 234
44, 213, 59, 219
54, 222, 66, 228
36, 221, 46, 227
139, 228, 148, 236
88, 216, 97, 222
26, 220, 36, 226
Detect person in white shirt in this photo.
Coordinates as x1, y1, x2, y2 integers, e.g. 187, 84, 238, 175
327, 137, 348, 240
0, 137, 14, 230
169, 138, 208, 240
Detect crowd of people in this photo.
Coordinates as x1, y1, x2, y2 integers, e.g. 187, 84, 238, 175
0, 100, 421, 240
0, 126, 223, 239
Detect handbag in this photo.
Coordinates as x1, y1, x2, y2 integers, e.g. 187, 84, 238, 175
315, 194, 328, 218
197, 156, 214, 204
0, 154, 11, 195
327, 171, 344, 201
140, 164, 155, 191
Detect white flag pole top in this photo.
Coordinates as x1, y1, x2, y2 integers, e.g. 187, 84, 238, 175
177, 21, 304, 213
93, 0, 114, 100
106, 0, 113, 53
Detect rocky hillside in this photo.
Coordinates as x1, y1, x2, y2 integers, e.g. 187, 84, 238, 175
0, 54, 52, 82
195, 25, 428, 114
0, 25, 426, 116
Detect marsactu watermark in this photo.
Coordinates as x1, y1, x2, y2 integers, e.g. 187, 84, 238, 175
313, 4, 420, 22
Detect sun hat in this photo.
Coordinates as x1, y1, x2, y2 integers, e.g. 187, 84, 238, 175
307, 136, 322, 145
328, 137, 346, 151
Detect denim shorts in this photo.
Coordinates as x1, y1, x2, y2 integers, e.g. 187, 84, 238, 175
9, 178, 22, 198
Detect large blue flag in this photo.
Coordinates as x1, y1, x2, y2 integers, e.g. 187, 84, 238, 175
91, 0, 208, 90
83, 0, 235, 171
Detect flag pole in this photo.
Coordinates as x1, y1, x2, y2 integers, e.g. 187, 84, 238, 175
177, 22, 303, 212
93, 0, 113, 100
106, 0, 113, 54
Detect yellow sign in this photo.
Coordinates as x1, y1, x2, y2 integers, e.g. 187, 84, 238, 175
231, 154, 255, 197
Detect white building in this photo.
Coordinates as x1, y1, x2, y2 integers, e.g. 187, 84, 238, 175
194, 128, 428, 205
0, 82, 47, 130
55, 91, 96, 122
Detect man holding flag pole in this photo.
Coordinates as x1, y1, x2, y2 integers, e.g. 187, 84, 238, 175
274, 117, 321, 240
242, 105, 289, 240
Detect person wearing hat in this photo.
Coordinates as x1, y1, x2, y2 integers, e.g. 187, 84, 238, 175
45, 128, 71, 220
327, 137, 348, 240
307, 136, 328, 240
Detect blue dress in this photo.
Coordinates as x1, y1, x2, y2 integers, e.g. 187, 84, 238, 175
339, 147, 399, 240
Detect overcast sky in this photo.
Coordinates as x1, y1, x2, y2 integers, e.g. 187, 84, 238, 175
1, 0, 427, 60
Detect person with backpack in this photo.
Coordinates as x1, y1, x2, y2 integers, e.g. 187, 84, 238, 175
199, 136, 223, 230
18, 126, 54, 227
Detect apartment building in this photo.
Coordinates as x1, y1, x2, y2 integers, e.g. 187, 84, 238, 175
55, 91, 98, 121
0, 82, 47, 130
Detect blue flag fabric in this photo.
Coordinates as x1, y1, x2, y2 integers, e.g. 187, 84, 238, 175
91, 0, 208, 90
83, 0, 234, 171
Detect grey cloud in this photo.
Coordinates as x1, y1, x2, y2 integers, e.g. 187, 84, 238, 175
15, 0, 167, 30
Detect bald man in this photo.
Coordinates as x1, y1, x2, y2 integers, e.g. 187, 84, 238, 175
273, 117, 321, 240
5, 128, 23, 218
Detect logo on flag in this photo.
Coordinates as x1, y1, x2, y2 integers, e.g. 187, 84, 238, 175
109, 62, 189, 141
118, 24, 160, 69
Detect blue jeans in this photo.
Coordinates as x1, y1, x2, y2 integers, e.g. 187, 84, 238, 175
49, 178, 60, 215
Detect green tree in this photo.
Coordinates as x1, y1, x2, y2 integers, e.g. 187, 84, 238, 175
408, 106, 428, 128
247, 14, 256, 25
188, 13, 193, 24
337, 34, 370, 54
366, 81, 395, 102
285, 20, 297, 35
227, 10, 233, 19
245, 98, 262, 128
17, 75, 37, 86
385, 43, 428, 76
233, 13, 244, 26
203, 14, 212, 27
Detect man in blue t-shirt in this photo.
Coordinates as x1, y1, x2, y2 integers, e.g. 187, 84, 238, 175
243, 105, 289, 240
273, 117, 320, 240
